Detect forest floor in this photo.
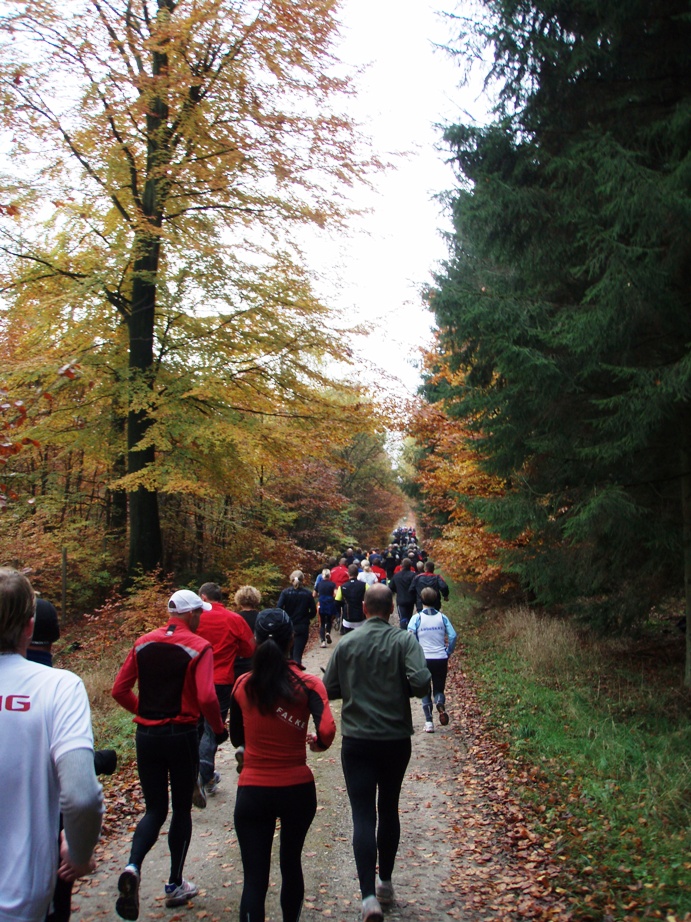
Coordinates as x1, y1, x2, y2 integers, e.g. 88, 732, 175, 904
68, 618, 580, 922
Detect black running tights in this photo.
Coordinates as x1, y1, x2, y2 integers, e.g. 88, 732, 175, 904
340, 736, 411, 899
234, 781, 317, 922
130, 727, 198, 884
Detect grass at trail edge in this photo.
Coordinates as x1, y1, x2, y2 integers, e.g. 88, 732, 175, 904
442, 588, 691, 921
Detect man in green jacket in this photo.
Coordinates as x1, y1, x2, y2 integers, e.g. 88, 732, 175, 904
323, 583, 431, 922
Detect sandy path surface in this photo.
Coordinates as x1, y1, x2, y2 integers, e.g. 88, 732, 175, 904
71, 626, 468, 922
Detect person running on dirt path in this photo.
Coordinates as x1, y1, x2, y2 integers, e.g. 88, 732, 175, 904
329, 558, 350, 630
381, 545, 400, 582
276, 571, 317, 667
335, 563, 367, 634
388, 558, 417, 630
25, 597, 60, 667
330, 558, 350, 588
323, 583, 431, 922
368, 556, 387, 584
233, 586, 262, 681
230, 608, 336, 922
358, 559, 379, 587
314, 569, 337, 647
26, 592, 116, 922
194, 583, 255, 805
0, 568, 103, 922
411, 560, 450, 612
112, 589, 227, 921
408, 587, 458, 733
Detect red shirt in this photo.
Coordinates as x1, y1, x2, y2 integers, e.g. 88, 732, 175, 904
196, 601, 255, 685
112, 617, 224, 733
371, 565, 387, 583
330, 565, 350, 588
230, 664, 336, 787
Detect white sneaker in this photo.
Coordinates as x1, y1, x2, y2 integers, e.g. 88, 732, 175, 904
115, 865, 140, 920
361, 895, 383, 921
192, 775, 206, 808
424, 720, 435, 733
375, 876, 394, 904
320, 641, 327, 648
205, 771, 221, 795
164, 879, 198, 907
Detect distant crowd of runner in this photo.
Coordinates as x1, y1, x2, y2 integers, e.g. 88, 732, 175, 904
0, 527, 457, 922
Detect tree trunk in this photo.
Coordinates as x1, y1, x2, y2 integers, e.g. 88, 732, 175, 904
126, 234, 162, 575
681, 424, 691, 687
124, 2, 173, 576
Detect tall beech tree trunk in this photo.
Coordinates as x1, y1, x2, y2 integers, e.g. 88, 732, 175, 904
126, 234, 163, 574
125, 4, 170, 576
681, 424, 691, 687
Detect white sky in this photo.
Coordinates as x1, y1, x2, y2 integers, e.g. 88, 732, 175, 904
308, 0, 488, 396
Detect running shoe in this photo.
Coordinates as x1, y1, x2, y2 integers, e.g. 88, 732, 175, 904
424, 720, 435, 733
375, 877, 394, 904
437, 703, 450, 726
326, 632, 332, 644
205, 771, 221, 795
192, 775, 207, 809
164, 879, 199, 908
320, 641, 327, 648
115, 865, 140, 920
361, 895, 384, 922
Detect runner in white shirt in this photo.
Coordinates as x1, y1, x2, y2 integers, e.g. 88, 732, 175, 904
407, 586, 458, 733
0, 568, 103, 922
357, 560, 379, 587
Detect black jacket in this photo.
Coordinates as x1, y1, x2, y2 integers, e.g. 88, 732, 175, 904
276, 586, 317, 631
389, 569, 417, 606
411, 573, 449, 610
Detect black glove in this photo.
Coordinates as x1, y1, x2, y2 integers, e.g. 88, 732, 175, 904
214, 728, 229, 746
94, 749, 118, 776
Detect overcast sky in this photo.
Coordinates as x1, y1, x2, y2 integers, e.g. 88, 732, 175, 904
308, 0, 488, 396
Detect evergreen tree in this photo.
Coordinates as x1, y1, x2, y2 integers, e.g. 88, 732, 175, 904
426, 0, 691, 680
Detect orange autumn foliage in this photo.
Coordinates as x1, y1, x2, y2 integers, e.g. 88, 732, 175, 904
407, 354, 523, 592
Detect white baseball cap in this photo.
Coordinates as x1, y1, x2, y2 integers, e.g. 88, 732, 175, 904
167, 589, 211, 614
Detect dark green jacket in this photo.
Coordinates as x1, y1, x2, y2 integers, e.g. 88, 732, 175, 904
323, 616, 431, 739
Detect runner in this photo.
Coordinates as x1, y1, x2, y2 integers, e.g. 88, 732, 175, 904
314, 569, 337, 647
0, 568, 103, 922
232, 586, 263, 681
357, 559, 379, 587
389, 558, 417, 630
323, 584, 431, 922
335, 564, 367, 634
408, 587, 457, 732
194, 583, 255, 805
411, 561, 450, 612
112, 589, 227, 920
230, 608, 336, 922
276, 571, 317, 667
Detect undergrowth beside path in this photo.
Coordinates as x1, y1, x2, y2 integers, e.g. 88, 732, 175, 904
444, 591, 691, 921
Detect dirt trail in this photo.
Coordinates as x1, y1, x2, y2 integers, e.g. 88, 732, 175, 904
71, 624, 470, 922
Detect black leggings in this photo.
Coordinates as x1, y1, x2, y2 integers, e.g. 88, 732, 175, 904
291, 627, 309, 667
234, 781, 317, 921
130, 726, 199, 883
340, 736, 411, 899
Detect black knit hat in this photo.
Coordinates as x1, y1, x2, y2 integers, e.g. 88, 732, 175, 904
255, 608, 293, 645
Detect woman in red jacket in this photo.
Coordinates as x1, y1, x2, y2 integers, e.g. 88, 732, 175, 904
229, 609, 336, 921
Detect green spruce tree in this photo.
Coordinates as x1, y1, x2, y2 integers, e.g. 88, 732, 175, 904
426, 0, 691, 680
